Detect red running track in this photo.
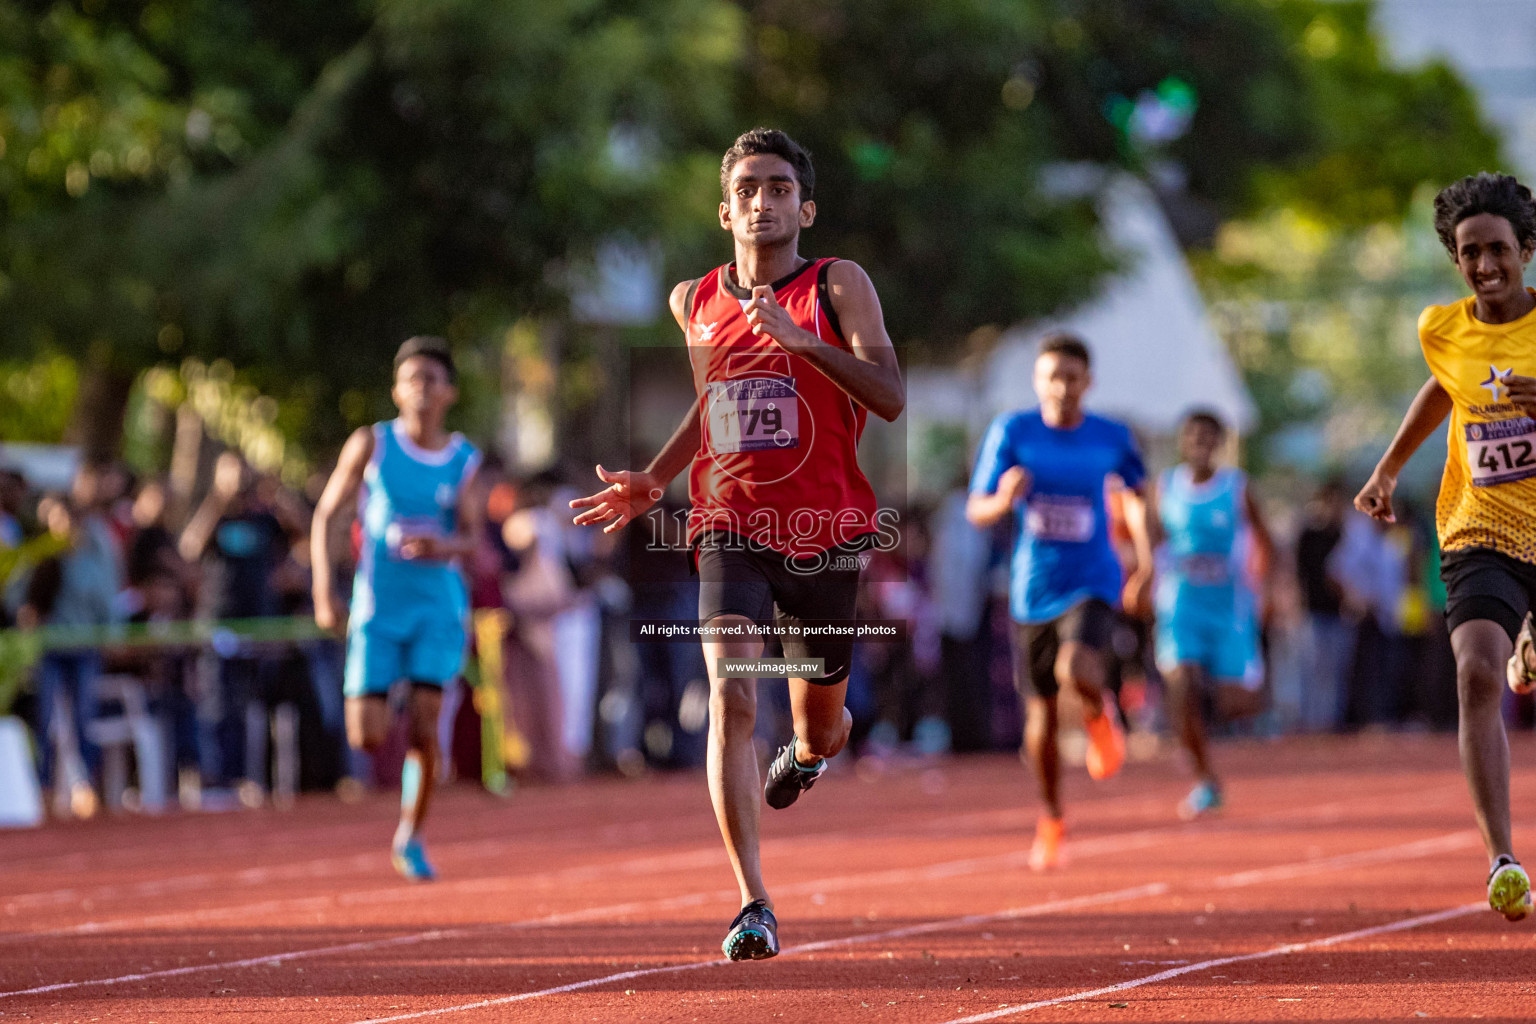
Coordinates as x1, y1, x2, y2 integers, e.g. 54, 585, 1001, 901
1, 733, 1533, 1022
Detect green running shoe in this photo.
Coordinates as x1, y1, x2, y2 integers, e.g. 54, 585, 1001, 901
1488, 857, 1532, 922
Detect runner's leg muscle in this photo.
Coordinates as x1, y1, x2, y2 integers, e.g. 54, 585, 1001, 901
705, 616, 769, 907
1023, 695, 1062, 819
1451, 620, 1515, 861
789, 676, 851, 763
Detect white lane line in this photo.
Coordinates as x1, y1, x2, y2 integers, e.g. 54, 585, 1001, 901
0, 786, 1469, 998
8, 779, 1448, 942
0, 781, 1162, 920
334, 828, 1486, 1024
0, 776, 1175, 914
0, 930, 460, 999
344, 885, 1173, 1024
934, 901, 1485, 1023
1211, 830, 1477, 888
3, 767, 1454, 916
0, 820, 1184, 998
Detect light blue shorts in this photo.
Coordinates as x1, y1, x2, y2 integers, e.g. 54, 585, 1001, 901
344, 612, 468, 699
1155, 607, 1262, 690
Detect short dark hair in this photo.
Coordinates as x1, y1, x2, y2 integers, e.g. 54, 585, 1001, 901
1036, 332, 1091, 369
394, 336, 456, 383
720, 128, 815, 202
1433, 172, 1536, 255
1182, 408, 1228, 437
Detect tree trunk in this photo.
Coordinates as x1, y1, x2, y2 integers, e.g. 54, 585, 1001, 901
64, 345, 133, 467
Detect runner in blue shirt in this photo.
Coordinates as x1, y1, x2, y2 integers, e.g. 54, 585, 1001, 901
311, 337, 483, 882
1149, 409, 1273, 820
968, 333, 1153, 870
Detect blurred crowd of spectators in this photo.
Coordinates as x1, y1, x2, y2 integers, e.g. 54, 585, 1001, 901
0, 451, 1521, 821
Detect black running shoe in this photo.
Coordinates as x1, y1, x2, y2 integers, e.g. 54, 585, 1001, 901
722, 899, 779, 961
763, 736, 826, 810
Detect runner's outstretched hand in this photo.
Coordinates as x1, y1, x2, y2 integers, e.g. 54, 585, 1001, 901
1354, 470, 1396, 523
569, 465, 663, 534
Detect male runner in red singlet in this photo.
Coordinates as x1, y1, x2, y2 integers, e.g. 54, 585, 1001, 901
570, 128, 904, 960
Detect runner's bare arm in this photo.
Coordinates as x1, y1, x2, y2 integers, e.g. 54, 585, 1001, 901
1120, 485, 1155, 582
177, 451, 244, 562
1118, 484, 1156, 620
1141, 476, 1163, 552
311, 425, 374, 633
1356, 376, 1452, 522
570, 280, 701, 533
743, 261, 904, 421
965, 465, 1030, 528
1244, 486, 1275, 583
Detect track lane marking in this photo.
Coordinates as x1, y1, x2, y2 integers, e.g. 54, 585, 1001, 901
6, 760, 1474, 912
934, 901, 1485, 1023
0, 821, 1199, 997
339, 835, 1486, 1024
0, 783, 1470, 998
0, 778, 1189, 916
5, 780, 1430, 942
338, 830, 1483, 1024
345, 885, 1174, 1024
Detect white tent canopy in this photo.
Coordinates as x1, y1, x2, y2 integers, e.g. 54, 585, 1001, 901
983, 175, 1255, 435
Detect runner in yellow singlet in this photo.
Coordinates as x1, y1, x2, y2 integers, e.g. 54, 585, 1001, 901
1357, 172, 1536, 923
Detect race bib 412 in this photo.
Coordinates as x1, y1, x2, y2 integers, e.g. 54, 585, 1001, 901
1466, 417, 1536, 487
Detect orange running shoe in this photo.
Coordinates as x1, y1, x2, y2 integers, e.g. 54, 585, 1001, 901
1029, 815, 1065, 871
1085, 709, 1125, 781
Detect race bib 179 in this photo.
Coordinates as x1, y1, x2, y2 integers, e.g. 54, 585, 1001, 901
706, 377, 800, 454
1466, 417, 1536, 487
1025, 494, 1094, 543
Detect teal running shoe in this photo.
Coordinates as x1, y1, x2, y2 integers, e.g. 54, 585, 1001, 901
1178, 780, 1223, 821
722, 899, 779, 961
391, 838, 437, 882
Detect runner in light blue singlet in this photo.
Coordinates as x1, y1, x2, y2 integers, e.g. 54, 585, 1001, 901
1154, 463, 1260, 686
312, 337, 485, 883
346, 419, 480, 698
1150, 410, 1273, 821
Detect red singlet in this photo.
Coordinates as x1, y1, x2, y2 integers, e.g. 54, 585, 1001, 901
685, 258, 879, 558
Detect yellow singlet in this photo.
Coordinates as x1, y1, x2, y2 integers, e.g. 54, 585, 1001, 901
1420, 290, 1536, 564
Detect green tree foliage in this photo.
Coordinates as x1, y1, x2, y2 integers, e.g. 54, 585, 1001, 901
0, 0, 747, 449
1034, 0, 1499, 227
736, 0, 1108, 350
1184, 5, 1502, 481
724, 0, 1498, 353
0, 0, 1506, 459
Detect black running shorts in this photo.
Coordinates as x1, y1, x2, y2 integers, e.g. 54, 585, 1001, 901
696, 530, 867, 684
1010, 598, 1118, 700
1441, 546, 1536, 641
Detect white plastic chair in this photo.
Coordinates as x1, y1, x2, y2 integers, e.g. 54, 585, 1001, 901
86, 674, 169, 812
